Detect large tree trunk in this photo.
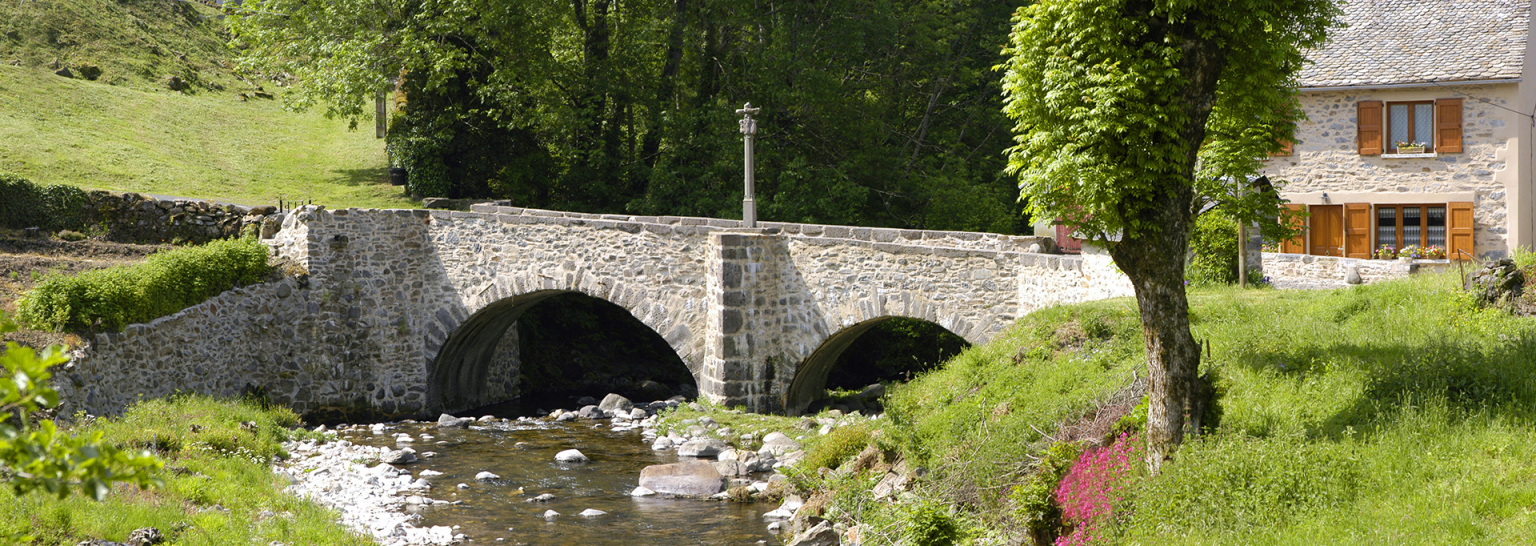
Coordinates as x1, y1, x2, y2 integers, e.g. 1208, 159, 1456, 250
1110, 13, 1229, 474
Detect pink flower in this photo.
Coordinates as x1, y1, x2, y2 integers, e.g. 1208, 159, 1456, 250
1053, 433, 1138, 546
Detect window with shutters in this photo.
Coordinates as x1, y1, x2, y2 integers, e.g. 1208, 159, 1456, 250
1274, 202, 1473, 260
1357, 98, 1462, 155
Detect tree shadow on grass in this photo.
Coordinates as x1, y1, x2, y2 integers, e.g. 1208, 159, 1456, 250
326, 167, 390, 187
1227, 335, 1536, 441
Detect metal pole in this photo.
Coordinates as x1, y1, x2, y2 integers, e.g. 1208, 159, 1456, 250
737, 103, 760, 228
1238, 221, 1248, 288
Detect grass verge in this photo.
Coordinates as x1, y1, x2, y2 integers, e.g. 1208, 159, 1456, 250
0, 395, 367, 546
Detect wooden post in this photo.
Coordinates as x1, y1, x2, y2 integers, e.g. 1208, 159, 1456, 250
1237, 222, 1248, 288
375, 91, 387, 139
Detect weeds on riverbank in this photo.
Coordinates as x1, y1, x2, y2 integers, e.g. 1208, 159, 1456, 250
738, 272, 1536, 545
0, 395, 367, 545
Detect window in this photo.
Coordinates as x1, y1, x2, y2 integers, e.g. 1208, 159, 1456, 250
1356, 98, 1462, 155
1375, 204, 1446, 250
1387, 102, 1434, 153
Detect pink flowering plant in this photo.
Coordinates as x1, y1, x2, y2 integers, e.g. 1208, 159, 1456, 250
1423, 245, 1446, 259
1373, 245, 1396, 260
1053, 433, 1141, 546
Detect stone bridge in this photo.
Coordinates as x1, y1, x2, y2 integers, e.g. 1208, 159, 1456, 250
57, 204, 1133, 417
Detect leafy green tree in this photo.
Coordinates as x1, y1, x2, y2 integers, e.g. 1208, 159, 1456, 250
229, 0, 1030, 233
1000, 0, 1339, 470
1, 314, 162, 500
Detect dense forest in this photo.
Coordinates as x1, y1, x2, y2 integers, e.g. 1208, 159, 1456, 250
230, 0, 1031, 233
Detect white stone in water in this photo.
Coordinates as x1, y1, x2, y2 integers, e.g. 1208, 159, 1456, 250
457, 483, 469, 489
419, 433, 434, 440
767, 521, 783, 532
555, 449, 588, 462
631, 486, 656, 497
421, 469, 444, 477
543, 510, 560, 519
475, 471, 500, 481
763, 508, 794, 519
578, 509, 607, 518
651, 437, 674, 450
422, 451, 438, 458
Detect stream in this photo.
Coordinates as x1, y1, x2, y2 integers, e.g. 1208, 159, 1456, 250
287, 414, 783, 545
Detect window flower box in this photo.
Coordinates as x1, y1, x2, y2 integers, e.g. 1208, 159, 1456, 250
1396, 146, 1426, 154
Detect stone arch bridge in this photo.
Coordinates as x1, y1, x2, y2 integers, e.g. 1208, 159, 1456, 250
58, 204, 1132, 417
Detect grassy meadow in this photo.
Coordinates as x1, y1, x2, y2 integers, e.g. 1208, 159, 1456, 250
0, 64, 402, 209
665, 272, 1536, 545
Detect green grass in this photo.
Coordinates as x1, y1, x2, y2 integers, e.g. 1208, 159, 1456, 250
752, 273, 1536, 544
0, 395, 368, 546
0, 64, 403, 208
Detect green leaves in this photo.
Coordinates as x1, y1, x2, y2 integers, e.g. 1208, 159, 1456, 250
0, 313, 164, 501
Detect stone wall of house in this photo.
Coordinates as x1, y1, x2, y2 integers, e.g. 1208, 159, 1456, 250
1261, 84, 1521, 258
60, 206, 1135, 417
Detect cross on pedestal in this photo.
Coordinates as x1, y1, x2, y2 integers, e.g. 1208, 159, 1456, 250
736, 103, 760, 228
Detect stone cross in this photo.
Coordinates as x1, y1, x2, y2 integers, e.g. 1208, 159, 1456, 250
736, 103, 760, 228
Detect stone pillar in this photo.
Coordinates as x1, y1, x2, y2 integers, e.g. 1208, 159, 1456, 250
1245, 221, 1265, 281
703, 231, 793, 412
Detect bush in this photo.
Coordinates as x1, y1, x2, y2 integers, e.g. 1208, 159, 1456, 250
1188, 211, 1240, 285
800, 424, 872, 471
16, 237, 272, 332
0, 173, 88, 231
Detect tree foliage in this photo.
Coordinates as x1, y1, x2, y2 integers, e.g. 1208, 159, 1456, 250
0, 314, 162, 501
229, 0, 1030, 232
1000, 0, 1340, 469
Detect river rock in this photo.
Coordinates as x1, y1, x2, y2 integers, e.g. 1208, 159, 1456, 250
578, 508, 607, 518
713, 459, 748, 477
638, 460, 723, 496
381, 448, 418, 465
631, 486, 656, 496
420, 469, 444, 477
555, 449, 588, 463
761, 432, 801, 456
436, 414, 472, 428
126, 527, 164, 546
763, 507, 795, 519
651, 437, 674, 450
578, 405, 605, 419
556, 411, 579, 422
599, 393, 634, 413
786, 520, 840, 546
543, 510, 560, 519
528, 493, 556, 502
677, 438, 729, 458
629, 408, 649, 420
475, 471, 500, 481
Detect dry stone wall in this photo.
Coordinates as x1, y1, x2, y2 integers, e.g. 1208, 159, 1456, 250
60, 205, 1133, 417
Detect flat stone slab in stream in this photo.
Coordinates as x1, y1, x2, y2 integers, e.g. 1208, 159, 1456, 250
638, 460, 724, 496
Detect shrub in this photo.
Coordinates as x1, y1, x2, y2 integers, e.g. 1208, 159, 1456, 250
1009, 441, 1083, 541
903, 499, 963, 546
16, 237, 272, 332
0, 173, 88, 231
800, 424, 872, 471
1188, 211, 1240, 285
1054, 433, 1139, 546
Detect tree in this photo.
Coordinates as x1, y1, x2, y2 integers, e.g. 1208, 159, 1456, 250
0, 313, 161, 500
1000, 0, 1339, 471
228, 0, 1031, 233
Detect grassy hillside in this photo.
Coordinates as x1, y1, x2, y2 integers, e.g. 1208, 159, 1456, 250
879, 273, 1536, 544
0, 64, 403, 208
0, 0, 406, 209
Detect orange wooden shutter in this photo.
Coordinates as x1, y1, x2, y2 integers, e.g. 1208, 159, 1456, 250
1357, 101, 1383, 155
1344, 203, 1371, 258
1436, 98, 1463, 153
1447, 201, 1474, 260
1281, 203, 1307, 254
1272, 139, 1294, 156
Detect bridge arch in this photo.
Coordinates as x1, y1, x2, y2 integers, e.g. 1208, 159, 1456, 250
782, 315, 971, 415
425, 275, 703, 414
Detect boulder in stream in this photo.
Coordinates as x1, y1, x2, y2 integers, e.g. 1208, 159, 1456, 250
761, 432, 801, 456
677, 438, 729, 458
436, 413, 472, 428
638, 460, 724, 496
599, 393, 634, 413
578, 405, 605, 419
556, 449, 589, 463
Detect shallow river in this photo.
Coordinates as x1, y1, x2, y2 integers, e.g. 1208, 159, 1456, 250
335, 417, 780, 545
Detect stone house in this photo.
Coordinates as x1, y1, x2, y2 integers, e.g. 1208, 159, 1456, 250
1262, 0, 1534, 264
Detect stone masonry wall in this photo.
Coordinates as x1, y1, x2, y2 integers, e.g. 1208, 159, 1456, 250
80, 191, 273, 244
1261, 85, 1519, 257
61, 206, 1133, 417
1260, 252, 1419, 289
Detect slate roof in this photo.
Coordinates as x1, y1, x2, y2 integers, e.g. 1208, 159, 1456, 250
1298, 0, 1529, 88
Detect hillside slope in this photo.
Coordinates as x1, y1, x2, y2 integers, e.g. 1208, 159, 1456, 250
0, 0, 403, 208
